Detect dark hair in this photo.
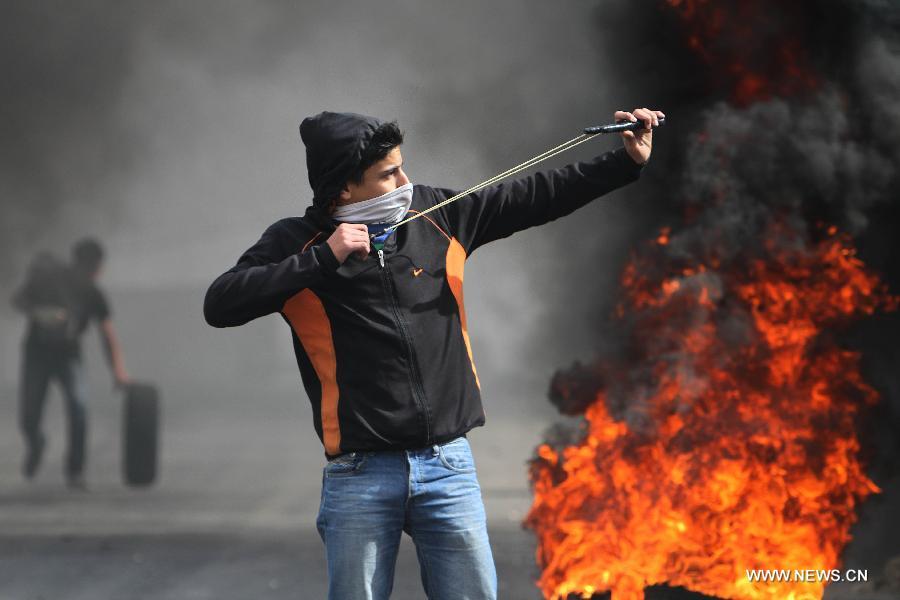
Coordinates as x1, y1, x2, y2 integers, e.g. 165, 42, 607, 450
72, 237, 105, 272
347, 121, 404, 185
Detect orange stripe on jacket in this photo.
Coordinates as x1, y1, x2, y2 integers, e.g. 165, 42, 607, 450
301, 232, 323, 253
283, 290, 341, 455
407, 209, 451, 242
445, 237, 480, 388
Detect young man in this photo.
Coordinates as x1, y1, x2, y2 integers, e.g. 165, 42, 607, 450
204, 107, 662, 599
13, 238, 130, 489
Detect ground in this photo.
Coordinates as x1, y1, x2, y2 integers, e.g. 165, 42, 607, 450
0, 379, 545, 600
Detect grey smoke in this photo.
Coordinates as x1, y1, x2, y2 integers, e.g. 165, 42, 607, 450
0, 0, 647, 414
0, 1, 148, 281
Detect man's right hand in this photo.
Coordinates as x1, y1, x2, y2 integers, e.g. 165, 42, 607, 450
113, 371, 131, 391
326, 223, 371, 264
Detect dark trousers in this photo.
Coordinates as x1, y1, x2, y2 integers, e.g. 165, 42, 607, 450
19, 348, 88, 477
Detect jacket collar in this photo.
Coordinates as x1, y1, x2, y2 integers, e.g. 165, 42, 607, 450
303, 204, 337, 234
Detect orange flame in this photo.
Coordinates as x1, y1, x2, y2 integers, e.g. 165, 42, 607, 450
525, 227, 896, 599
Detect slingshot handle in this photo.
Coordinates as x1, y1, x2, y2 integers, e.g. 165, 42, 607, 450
584, 116, 666, 134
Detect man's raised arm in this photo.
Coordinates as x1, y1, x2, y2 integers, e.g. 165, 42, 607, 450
441, 107, 662, 255
441, 147, 642, 255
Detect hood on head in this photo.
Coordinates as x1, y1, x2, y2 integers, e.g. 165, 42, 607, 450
299, 111, 383, 209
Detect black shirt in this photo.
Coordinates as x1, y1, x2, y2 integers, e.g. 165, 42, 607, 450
14, 259, 110, 358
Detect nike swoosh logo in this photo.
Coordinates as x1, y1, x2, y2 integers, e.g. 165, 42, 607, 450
413, 268, 424, 277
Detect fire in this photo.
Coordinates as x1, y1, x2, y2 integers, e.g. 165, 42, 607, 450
656, 227, 671, 246
525, 227, 895, 599
664, 0, 819, 105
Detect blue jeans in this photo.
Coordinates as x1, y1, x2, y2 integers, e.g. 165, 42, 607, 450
316, 436, 497, 600
19, 349, 88, 478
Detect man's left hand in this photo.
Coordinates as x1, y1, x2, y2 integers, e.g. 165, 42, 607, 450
616, 107, 665, 166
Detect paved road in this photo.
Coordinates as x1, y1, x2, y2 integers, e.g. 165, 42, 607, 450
0, 378, 548, 600
1, 373, 896, 600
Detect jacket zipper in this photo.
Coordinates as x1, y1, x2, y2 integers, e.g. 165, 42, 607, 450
376, 248, 432, 443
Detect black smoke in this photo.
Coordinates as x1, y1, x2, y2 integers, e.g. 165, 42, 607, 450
538, 0, 900, 588
543, 0, 900, 452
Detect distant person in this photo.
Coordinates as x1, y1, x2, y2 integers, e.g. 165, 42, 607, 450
204, 107, 661, 599
12, 238, 130, 489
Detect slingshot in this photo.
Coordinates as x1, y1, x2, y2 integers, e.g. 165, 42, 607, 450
369, 116, 665, 250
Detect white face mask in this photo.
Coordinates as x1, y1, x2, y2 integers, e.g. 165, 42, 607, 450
332, 183, 413, 225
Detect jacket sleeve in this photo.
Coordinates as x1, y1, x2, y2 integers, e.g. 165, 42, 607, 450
203, 223, 340, 328
440, 147, 643, 255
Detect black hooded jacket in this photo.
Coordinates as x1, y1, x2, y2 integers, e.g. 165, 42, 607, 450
204, 114, 644, 457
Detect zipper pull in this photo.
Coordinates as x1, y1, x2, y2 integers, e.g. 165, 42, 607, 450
377, 249, 385, 268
